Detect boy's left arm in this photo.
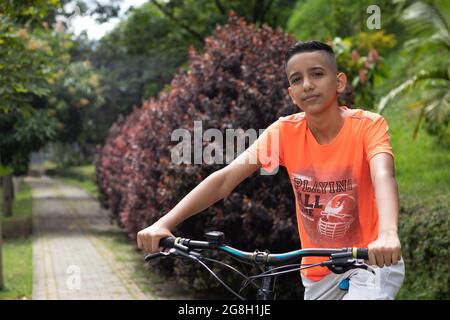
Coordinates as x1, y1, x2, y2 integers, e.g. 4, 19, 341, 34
369, 153, 402, 268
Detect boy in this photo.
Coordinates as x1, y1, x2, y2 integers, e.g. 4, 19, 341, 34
137, 41, 405, 300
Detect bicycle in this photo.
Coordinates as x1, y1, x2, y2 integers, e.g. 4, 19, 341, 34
144, 231, 375, 300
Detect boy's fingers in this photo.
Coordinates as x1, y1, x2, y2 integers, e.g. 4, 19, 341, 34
151, 236, 159, 253
392, 250, 400, 265
137, 236, 142, 249
368, 248, 376, 266
376, 252, 384, 268
142, 234, 151, 253
384, 252, 392, 266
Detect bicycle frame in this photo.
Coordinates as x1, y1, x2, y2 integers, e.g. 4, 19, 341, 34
258, 266, 276, 300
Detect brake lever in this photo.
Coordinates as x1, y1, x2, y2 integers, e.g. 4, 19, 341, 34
144, 249, 173, 262
144, 245, 204, 267
172, 248, 203, 260
353, 260, 376, 275
322, 258, 354, 274
322, 258, 376, 275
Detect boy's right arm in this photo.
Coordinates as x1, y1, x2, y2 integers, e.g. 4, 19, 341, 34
137, 150, 262, 253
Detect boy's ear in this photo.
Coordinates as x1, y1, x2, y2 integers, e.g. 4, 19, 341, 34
336, 72, 347, 93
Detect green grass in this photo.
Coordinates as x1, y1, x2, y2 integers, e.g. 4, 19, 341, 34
372, 43, 450, 208
383, 103, 450, 208
60, 164, 95, 180
0, 238, 32, 300
378, 68, 450, 299
43, 161, 95, 179
0, 179, 33, 300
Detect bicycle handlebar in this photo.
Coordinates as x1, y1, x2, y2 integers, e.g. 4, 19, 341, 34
144, 232, 374, 300
153, 236, 369, 266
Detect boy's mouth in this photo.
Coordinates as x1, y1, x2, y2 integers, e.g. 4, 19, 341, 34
302, 94, 321, 102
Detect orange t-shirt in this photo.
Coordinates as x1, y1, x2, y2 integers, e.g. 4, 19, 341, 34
247, 106, 394, 281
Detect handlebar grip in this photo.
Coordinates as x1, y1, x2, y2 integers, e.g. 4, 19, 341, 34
159, 236, 176, 248
355, 248, 369, 260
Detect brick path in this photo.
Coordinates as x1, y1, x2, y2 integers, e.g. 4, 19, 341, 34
28, 176, 156, 300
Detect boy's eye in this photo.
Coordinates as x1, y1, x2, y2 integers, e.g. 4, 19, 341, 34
313, 72, 323, 77
291, 77, 301, 84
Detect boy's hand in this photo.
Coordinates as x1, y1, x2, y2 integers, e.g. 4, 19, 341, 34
137, 222, 174, 254
367, 230, 401, 268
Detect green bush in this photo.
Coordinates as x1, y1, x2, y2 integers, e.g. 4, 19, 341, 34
397, 203, 450, 299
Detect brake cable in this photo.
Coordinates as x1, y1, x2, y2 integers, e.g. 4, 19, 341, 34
248, 262, 324, 280
168, 247, 247, 300
195, 258, 246, 300
202, 257, 260, 289
238, 264, 301, 295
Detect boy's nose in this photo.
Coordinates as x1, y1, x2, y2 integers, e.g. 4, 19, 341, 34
303, 77, 314, 91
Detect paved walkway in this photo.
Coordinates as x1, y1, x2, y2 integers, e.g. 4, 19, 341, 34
29, 176, 156, 300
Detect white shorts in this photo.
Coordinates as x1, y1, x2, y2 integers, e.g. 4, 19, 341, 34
301, 258, 405, 300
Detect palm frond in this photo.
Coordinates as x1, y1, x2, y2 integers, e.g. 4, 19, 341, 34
404, 33, 450, 53
425, 90, 450, 124
412, 102, 429, 139
378, 68, 450, 114
378, 76, 418, 114
392, 84, 449, 139
401, 1, 449, 36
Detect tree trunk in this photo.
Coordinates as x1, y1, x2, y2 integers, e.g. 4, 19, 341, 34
2, 175, 13, 217
11, 176, 14, 200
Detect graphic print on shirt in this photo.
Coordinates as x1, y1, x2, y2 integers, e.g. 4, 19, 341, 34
291, 168, 359, 246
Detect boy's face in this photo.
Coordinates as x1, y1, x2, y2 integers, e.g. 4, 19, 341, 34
286, 51, 346, 115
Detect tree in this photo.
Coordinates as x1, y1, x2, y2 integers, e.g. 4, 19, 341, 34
43, 60, 105, 163
0, 0, 115, 292
89, 2, 193, 147
150, 0, 297, 33
287, 0, 408, 41
0, 213, 3, 290
0, 1, 65, 219
0, 0, 58, 290
378, 1, 450, 145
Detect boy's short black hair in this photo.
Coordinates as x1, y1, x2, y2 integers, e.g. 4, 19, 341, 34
284, 40, 337, 74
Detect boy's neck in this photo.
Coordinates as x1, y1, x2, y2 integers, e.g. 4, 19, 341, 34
305, 104, 346, 145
